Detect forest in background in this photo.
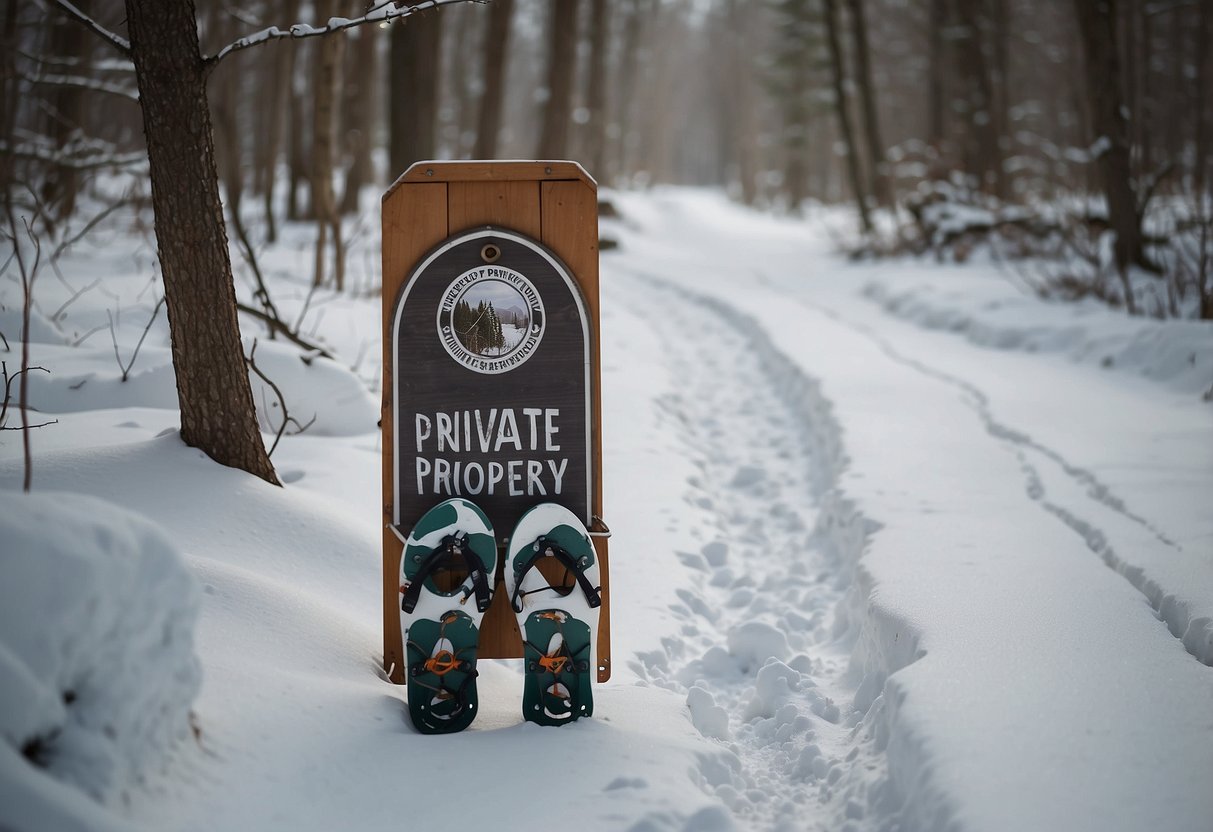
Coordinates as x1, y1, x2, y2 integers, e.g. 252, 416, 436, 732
2, 0, 1211, 317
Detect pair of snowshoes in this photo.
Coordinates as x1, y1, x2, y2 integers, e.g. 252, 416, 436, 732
397, 498, 602, 734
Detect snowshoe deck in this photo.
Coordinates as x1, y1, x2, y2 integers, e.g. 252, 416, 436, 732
505, 504, 601, 726
398, 498, 496, 734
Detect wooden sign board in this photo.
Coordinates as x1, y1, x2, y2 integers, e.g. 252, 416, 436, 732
381, 161, 611, 684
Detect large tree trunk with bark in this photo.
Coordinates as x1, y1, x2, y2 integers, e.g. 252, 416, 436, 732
822, 0, 872, 234
536, 0, 579, 159
389, 3, 443, 177
124, 0, 279, 485
1072, 0, 1150, 274
472, 0, 513, 159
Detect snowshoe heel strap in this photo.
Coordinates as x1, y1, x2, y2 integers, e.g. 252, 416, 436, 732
510, 537, 601, 613
400, 532, 492, 614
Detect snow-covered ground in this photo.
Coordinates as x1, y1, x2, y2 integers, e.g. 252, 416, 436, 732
2, 188, 1211, 832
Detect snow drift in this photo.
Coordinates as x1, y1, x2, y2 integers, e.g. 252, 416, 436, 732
0, 491, 200, 830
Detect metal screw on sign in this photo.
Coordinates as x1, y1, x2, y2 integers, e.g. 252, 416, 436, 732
480, 244, 501, 264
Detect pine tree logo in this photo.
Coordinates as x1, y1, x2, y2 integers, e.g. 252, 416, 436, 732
437, 265, 545, 374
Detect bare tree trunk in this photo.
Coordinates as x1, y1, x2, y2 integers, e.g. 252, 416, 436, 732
1073, 0, 1151, 274
389, 3, 443, 177
340, 24, 377, 214
124, 0, 279, 485
952, 0, 1003, 197
926, 0, 946, 149
1131, 0, 1151, 175
718, 0, 757, 204
0, 3, 18, 185
1195, 0, 1212, 319
612, 0, 645, 181
264, 0, 301, 241
847, 0, 891, 207
312, 0, 344, 290
473, 0, 513, 159
287, 68, 308, 221
42, 3, 90, 223
536, 0, 579, 159
583, 0, 609, 178
823, 0, 872, 234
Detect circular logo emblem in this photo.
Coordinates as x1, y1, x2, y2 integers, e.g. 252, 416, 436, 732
437, 265, 545, 374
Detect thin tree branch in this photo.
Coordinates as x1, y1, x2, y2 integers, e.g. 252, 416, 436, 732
107, 296, 165, 382
236, 303, 335, 360
49, 0, 132, 57
53, 195, 140, 260
244, 340, 316, 457
204, 0, 481, 70
20, 70, 139, 101
1, 364, 55, 431
230, 207, 283, 327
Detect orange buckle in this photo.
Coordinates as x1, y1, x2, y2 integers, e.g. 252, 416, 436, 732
539, 655, 569, 674
424, 649, 461, 676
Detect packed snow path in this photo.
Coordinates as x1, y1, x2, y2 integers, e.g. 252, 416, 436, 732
611, 273, 893, 829
601, 191, 1213, 832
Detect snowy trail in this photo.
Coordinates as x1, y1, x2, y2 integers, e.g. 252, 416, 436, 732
609, 269, 897, 831
775, 289, 1211, 664
603, 189, 1213, 831
6, 188, 1212, 832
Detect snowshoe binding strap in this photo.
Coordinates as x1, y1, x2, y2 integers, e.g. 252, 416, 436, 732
400, 531, 492, 615
509, 536, 601, 614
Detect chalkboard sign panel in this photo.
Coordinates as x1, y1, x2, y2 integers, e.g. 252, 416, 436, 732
391, 227, 592, 535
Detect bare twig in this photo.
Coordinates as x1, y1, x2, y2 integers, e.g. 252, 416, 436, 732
230, 208, 284, 329
53, 196, 138, 260
236, 303, 334, 360
5, 207, 45, 491
243, 339, 316, 457
0, 363, 57, 432
205, 0, 481, 70
107, 295, 165, 382
50, 277, 101, 324
48, 0, 132, 56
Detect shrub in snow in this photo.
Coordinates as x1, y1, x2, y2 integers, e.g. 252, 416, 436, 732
0, 492, 201, 809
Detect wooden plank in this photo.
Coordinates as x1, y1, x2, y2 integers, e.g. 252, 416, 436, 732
385, 160, 595, 197
447, 179, 542, 237
540, 178, 611, 682
381, 181, 447, 684
448, 176, 541, 659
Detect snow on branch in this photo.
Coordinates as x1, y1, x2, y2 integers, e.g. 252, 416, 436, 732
0, 138, 147, 171
22, 71, 139, 102
49, 0, 131, 57
206, 0, 482, 68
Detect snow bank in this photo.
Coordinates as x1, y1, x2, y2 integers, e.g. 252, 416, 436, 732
243, 338, 378, 436
7, 338, 376, 436
863, 277, 1213, 399
0, 491, 201, 831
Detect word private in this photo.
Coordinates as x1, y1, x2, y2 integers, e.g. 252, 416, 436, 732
412, 407, 569, 498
